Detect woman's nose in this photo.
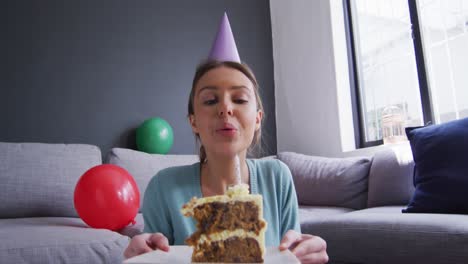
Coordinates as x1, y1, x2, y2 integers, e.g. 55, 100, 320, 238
218, 101, 233, 117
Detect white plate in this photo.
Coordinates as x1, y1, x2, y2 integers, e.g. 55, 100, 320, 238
123, 245, 300, 264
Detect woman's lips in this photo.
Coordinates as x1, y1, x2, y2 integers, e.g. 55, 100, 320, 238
216, 123, 237, 137
216, 128, 237, 137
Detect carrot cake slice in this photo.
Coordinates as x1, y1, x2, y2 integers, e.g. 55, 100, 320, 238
181, 184, 267, 263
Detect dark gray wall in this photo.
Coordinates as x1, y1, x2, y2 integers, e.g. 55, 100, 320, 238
1, 0, 276, 156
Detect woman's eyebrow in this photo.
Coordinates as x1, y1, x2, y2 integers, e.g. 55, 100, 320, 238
197, 86, 217, 96
230, 85, 250, 91
197, 85, 251, 95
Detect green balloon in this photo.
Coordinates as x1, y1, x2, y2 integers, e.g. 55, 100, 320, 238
136, 117, 174, 154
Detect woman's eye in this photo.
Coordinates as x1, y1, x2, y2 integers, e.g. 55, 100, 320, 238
203, 99, 217, 105
234, 99, 248, 104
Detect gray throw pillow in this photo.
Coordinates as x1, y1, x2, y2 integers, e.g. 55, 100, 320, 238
0, 142, 101, 218
367, 144, 415, 207
105, 148, 199, 211
278, 152, 371, 209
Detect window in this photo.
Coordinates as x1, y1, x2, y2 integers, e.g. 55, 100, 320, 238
345, 0, 468, 147
419, 0, 468, 122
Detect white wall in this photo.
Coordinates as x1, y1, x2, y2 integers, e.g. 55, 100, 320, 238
270, 0, 355, 156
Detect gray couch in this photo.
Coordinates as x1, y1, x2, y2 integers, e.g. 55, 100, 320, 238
0, 142, 197, 264
278, 145, 468, 264
0, 143, 130, 264
1, 142, 467, 264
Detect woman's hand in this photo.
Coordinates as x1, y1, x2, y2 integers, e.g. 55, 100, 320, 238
124, 233, 170, 259
279, 230, 328, 264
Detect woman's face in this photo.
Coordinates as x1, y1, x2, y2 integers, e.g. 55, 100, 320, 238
189, 66, 262, 158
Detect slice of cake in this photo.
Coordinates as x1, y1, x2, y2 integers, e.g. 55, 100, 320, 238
181, 184, 267, 263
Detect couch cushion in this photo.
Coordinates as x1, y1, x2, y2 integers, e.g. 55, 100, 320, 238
278, 152, 371, 209
106, 148, 198, 211
0, 142, 101, 218
299, 205, 353, 228
119, 213, 144, 238
302, 206, 468, 264
367, 143, 415, 207
0, 217, 128, 264
403, 117, 468, 214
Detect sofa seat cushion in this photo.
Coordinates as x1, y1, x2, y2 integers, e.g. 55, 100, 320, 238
0, 217, 129, 264
299, 205, 354, 227
119, 213, 144, 238
304, 206, 468, 264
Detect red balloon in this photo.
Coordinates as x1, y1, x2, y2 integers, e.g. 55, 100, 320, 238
74, 164, 140, 231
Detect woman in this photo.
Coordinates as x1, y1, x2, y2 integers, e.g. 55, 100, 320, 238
124, 60, 328, 264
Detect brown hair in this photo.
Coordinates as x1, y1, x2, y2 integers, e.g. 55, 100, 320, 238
188, 60, 264, 162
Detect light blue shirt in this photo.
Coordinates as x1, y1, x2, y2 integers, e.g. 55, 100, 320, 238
142, 159, 301, 246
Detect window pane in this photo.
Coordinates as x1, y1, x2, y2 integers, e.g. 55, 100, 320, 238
418, 0, 468, 122
351, 0, 424, 142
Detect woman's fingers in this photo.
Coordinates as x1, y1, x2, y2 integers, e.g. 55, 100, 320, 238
291, 235, 328, 264
147, 232, 170, 252
279, 230, 302, 250
291, 235, 326, 257
124, 234, 153, 259
278, 231, 329, 264
124, 233, 170, 259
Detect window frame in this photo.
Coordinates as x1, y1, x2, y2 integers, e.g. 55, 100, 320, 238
343, 0, 435, 148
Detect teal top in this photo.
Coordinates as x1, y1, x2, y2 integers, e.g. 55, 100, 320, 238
142, 159, 301, 246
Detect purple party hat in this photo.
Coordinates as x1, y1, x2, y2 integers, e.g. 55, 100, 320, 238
208, 12, 240, 62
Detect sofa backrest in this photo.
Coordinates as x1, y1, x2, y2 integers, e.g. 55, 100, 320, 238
105, 148, 199, 212
0, 142, 101, 218
367, 142, 415, 207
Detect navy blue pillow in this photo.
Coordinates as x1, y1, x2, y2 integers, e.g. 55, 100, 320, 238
403, 117, 468, 214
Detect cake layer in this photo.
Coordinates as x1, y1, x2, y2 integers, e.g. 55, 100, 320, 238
192, 236, 263, 263
182, 194, 264, 217
192, 201, 265, 235
187, 229, 266, 250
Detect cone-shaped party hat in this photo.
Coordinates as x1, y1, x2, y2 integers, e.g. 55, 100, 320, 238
208, 12, 240, 63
